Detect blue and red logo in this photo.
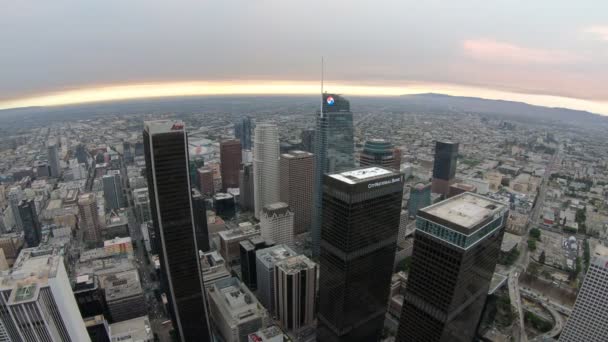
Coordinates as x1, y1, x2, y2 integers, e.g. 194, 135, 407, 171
326, 96, 335, 106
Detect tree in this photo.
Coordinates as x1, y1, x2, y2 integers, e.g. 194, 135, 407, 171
528, 262, 540, 277
539, 250, 546, 264
529, 228, 541, 240
528, 239, 537, 251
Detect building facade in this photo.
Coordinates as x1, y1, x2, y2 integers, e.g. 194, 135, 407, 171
240, 237, 273, 291
280, 151, 314, 235
253, 124, 280, 219
103, 170, 126, 210
408, 183, 432, 218
198, 167, 215, 196
78, 193, 102, 245
359, 139, 399, 170
220, 139, 242, 191
397, 193, 508, 342
256, 245, 297, 315
239, 163, 255, 212
47, 142, 61, 178
18, 199, 41, 247
431, 141, 459, 196
559, 245, 608, 342
143, 120, 211, 342
259, 203, 294, 248
317, 167, 403, 342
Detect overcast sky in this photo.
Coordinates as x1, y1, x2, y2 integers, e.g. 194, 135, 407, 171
2, 0, 608, 112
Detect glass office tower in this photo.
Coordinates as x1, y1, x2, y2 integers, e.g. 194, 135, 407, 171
317, 167, 403, 342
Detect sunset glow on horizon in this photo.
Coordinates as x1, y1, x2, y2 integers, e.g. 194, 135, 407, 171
1, 80, 607, 115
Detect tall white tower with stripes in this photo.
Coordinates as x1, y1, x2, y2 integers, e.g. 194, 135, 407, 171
253, 123, 280, 219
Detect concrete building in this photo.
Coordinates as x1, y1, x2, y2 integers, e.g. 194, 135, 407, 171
317, 167, 403, 342
109, 315, 153, 342
253, 124, 280, 219
73, 274, 108, 319
398, 193, 508, 342
448, 182, 477, 198
132, 187, 151, 224
274, 255, 317, 333
560, 245, 608, 342
256, 245, 297, 315
239, 163, 255, 212
79, 193, 102, 245
221, 139, 243, 191
0, 247, 90, 342
198, 167, 215, 196
200, 250, 231, 290
248, 326, 286, 342
100, 269, 146, 322
207, 277, 270, 342
260, 202, 294, 248
103, 170, 126, 210
48, 141, 61, 178
280, 151, 314, 235
218, 223, 261, 266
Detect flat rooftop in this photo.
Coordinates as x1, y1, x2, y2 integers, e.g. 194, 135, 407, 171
329, 166, 396, 184
109, 315, 153, 342
421, 192, 507, 231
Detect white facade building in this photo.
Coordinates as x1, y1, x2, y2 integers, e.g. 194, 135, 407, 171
260, 202, 294, 248
253, 124, 280, 219
560, 245, 608, 342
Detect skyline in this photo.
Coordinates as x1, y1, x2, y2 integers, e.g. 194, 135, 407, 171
2, 1, 608, 113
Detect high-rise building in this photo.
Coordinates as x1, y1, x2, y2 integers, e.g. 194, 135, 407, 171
359, 139, 399, 170
198, 167, 215, 196
260, 202, 295, 248
73, 274, 108, 319
274, 255, 317, 333
256, 245, 297, 314
18, 199, 41, 247
123, 141, 133, 163
8, 187, 23, 232
220, 139, 242, 191
76, 143, 89, 165
218, 223, 261, 266
192, 189, 210, 253
103, 170, 126, 210
431, 141, 459, 196
397, 193, 508, 342
239, 236, 273, 291
48, 141, 61, 178
408, 183, 432, 218
253, 124, 280, 219
280, 151, 314, 235
300, 129, 315, 153
236, 116, 253, 150
35, 161, 51, 177
239, 163, 255, 212
143, 120, 211, 342
311, 93, 355, 257
559, 245, 608, 342
207, 277, 269, 342
317, 167, 403, 342
133, 187, 152, 224
78, 193, 102, 244
0, 247, 90, 341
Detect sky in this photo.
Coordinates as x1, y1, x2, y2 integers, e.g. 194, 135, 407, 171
1, 0, 608, 113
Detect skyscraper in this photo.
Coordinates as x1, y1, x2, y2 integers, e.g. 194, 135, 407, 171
431, 141, 459, 196
559, 245, 608, 342
359, 139, 398, 170
260, 202, 295, 247
256, 244, 298, 314
311, 93, 355, 257
198, 167, 215, 196
280, 151, 314, 235
48, 141, 61, 178
8, 187, 23, 232
408, 183, 432, 218
143, 120, 211, 342
239, 163, 255, 212
397, 192, 508, 342
239, 236, 273, 291
18, 199, 41, 247
103, 170, 126, 210
192, 189, 210, 253
274, 255, 317, 334
253, 124, 280, 219
78, 193, 102, 245
0, 247, 90, 342
220, 139, 242, 190
317, 167, 403, 342
238, 116, 253, 150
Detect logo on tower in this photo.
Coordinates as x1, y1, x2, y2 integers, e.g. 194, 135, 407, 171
326, 96, 335, 106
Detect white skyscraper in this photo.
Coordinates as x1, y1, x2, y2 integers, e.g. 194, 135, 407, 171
0, 247, 90, 342
253, 124, 280, 219
260, 202, 294, 248
560, 244, 608, 342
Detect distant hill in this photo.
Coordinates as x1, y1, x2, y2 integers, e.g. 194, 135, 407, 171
393, 93, 606, 125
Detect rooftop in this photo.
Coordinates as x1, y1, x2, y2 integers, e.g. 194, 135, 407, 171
256, 245, 297, 268
421, 192, 507, 231
281, 150, 313, 159
329, 166, 397, 184
109, 315, 153, 342
275, 255, 316, 274
100, 269, 143, 301
144, 119, 185, 134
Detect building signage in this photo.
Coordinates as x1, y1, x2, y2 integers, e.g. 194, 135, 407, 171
368, 177, 401, 189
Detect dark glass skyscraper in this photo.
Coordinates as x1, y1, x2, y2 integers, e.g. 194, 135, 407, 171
431, 141, 459, 196
235, 116, 253, 150
397, 192, 508, 342
18, 199, 41, 247
311, 93, 355, 257
143, 120, 211, 342
317, 167, 403, 342
191, 189, 210, 253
